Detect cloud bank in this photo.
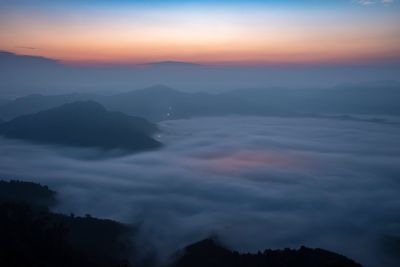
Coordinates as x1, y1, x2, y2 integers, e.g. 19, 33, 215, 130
0, 116, 399, 267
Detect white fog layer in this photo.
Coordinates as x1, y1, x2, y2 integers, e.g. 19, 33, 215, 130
1, 116, 399, 267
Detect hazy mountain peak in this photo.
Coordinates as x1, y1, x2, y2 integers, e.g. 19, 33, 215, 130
15, 93, 44, 101
145, 61, 202, 68
0, 51, 59, 67
50, 100, 107, 113
336, 80, 400, 89
143, 84, 177, 92
128, 84, 182, 96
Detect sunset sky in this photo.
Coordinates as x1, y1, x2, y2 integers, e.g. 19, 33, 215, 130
1, 0, 399, 65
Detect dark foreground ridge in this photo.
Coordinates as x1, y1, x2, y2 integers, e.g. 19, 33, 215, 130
0, 101, 161, 152
0, 180, 364, 267
169, 238, 362, 267
0, 180, 133, 267
0, 180, 56, 207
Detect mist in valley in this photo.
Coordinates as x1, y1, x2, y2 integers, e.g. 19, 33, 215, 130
1, 116, 399, 267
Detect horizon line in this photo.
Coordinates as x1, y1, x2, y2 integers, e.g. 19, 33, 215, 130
3, 50, 400, 68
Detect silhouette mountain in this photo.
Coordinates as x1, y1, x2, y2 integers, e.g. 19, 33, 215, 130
170, 238, 363, 267
380, 235, 400, 266
0, 180, 133, 267
0, 180, 365, 267
0, 180, 56, 208
0, 101, 161, 151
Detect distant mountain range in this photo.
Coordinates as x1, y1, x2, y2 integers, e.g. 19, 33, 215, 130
1, 83, 399, 122
2, 51, 399, 95
0, 101, 161, 151
0, 52, 201, 69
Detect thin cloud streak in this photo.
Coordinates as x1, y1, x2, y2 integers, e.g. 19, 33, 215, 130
357, 0, 394, 5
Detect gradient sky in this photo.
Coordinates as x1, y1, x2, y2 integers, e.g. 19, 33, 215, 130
1, 0, 400, 65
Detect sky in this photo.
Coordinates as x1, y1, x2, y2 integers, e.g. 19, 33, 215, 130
0, 0, 400, 65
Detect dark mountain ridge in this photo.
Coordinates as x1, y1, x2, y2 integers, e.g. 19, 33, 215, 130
0, 180, 133, 267
170, 238, 363, 267
0, 180, 56, 208
0, 180, 365, 267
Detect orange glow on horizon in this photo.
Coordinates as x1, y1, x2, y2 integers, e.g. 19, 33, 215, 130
1, 5, 399, 65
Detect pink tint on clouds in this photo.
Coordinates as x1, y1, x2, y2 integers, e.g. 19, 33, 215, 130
188, 150, 307, 174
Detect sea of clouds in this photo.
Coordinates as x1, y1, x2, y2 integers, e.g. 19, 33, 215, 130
0, 116, 399, 267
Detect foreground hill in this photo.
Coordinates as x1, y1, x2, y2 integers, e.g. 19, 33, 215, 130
0, 180, 133, 267
0, 180, 364, 267
170, 238, 362, 267
0, 180, 55, 207
0, 101, 161, 151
